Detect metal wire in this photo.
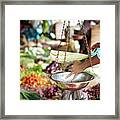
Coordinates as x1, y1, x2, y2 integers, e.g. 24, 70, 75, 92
78, 20, 94, 72
56, 21, 66, 60
63, 21, 70, 70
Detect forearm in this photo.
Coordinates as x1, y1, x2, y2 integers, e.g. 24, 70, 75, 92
82, 56, 100, 69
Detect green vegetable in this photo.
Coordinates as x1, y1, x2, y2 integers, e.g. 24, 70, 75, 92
42, 20, 50, 33
20, 92, 43, 100
20, 65, 46, 80
20, 52, 36, 59
20, 57, 34, 67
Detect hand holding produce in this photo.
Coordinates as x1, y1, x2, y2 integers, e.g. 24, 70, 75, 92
66, 60, 87, 80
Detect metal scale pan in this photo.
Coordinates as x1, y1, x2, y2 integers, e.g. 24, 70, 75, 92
51, 72, 94, 90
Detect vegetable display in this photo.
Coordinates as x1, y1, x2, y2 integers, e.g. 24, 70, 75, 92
83, 83, 100, 100
21, 73, 51, 89
45, 61, 62, 74
20, 20, 100, 100
20, 64, 63, 100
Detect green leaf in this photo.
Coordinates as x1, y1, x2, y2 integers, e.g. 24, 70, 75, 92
20, 65, 46, 80
20, 57, 34, 66
20, 92, 43, 100
20, 92, 29, 100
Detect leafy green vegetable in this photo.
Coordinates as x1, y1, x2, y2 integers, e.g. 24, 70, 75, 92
20, 92, 43, 100
20, 57, 34, 66
20, 65, 46, 80
20, 52, 36, 59
43, 48, 51, 57
42, 20, 50, 33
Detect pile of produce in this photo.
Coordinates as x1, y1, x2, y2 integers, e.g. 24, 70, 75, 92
21, 73, 51, 90
20, 65, 62, 100
83, 83, 100, 100
45, 61, 62, 74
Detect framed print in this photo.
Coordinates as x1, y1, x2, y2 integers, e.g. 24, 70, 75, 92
0, 0, 120, 119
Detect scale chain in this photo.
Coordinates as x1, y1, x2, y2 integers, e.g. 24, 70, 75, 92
78, 20, 94, 73
56, 21, 66, 60
63, 21, 70, 70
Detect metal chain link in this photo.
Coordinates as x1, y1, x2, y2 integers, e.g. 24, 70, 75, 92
63, 21, 70, 70
78, 20, 94, 72
56, 21, 66, 60
84, 35, 94, 72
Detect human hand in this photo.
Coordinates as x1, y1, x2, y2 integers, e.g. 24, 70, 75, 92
66, 60, 87, 80
91, 43, 100, 51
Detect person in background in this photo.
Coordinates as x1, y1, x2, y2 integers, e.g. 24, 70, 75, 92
20, 20, 43, 48
68, 20, 100, 80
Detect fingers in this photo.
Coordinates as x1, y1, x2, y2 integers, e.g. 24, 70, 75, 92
72, 73, 78, 80
65, 72, 73, 79
91, 43, 100, 50
65, 72, 78, 81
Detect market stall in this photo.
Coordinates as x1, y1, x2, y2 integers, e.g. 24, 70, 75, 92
20, 20, 100, 100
